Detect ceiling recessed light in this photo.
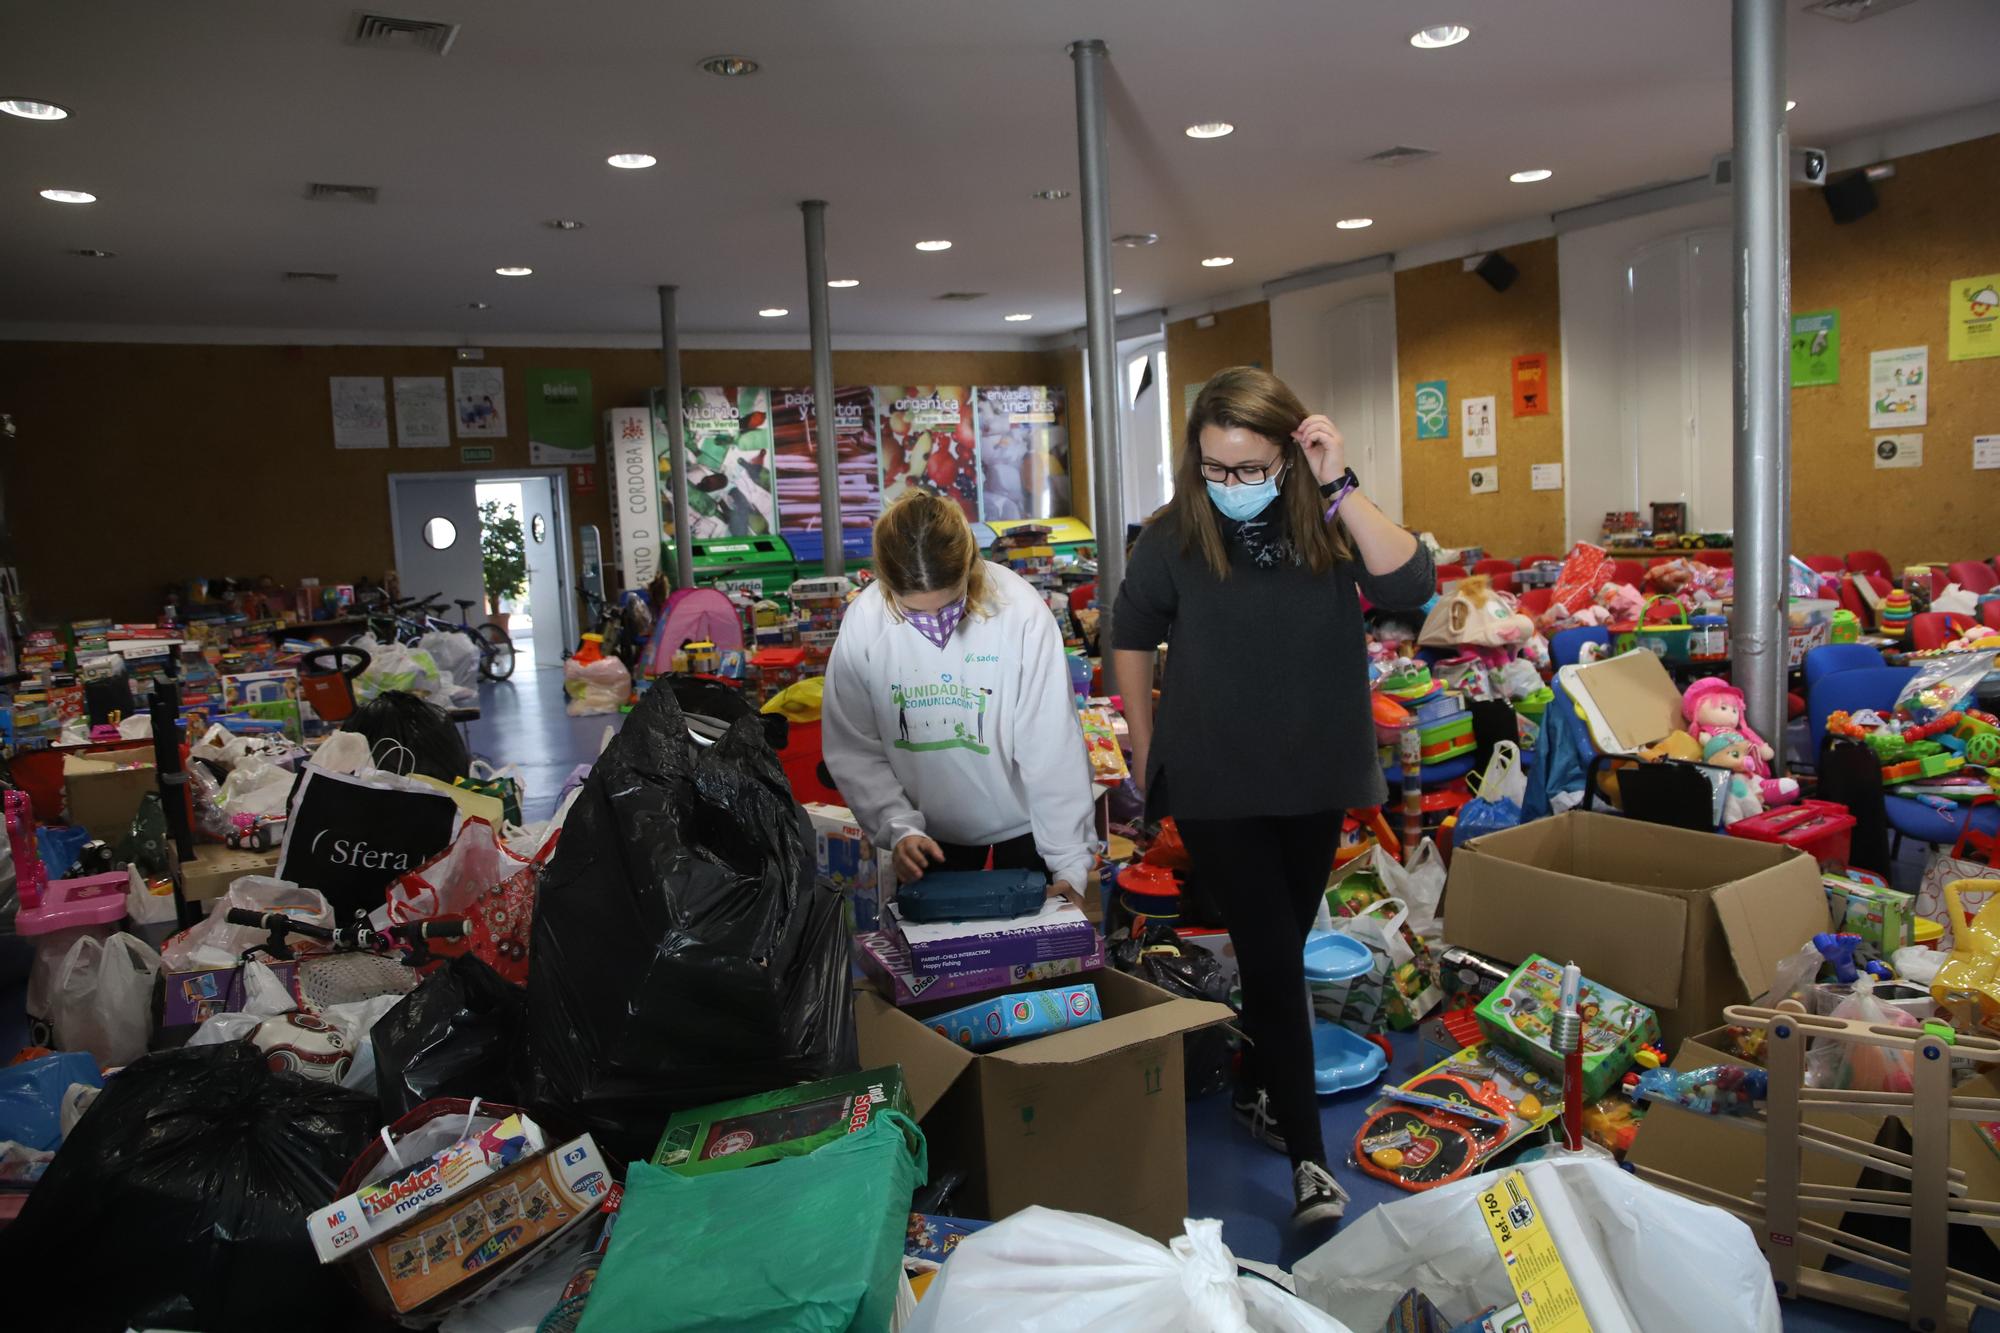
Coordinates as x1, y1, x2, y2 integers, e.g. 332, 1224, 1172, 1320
467, 301, 490, 310
2, 98, 69, 121
1509, 169, 1553, 183
1113, 232, 1159, 248
827, 278, 860, 288
914, 239, 953, 252
1185, 122, 1235, 140
1003, 313, 1034, 322
1112, 287, 1123, 295
39, 188, 95, 204
1409, 25, 1472, 49
1336, 217, 1374, 230
758, 307, 789, 317
495, 266, 533, 277
68, 248, 114, 258
606, 152, 656, 170
1786, 99, 1798, 111
1201, 256, 1235, 267
545, 218, 587, 230
700, 55, 759, 77
1032, 189, 1071, 201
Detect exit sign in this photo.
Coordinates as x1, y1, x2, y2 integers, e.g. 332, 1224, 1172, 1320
460, 446, 495, 464
570, 463, 598, 495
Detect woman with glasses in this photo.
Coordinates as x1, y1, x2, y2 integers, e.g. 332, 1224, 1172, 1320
1111, 366, 1432, 1227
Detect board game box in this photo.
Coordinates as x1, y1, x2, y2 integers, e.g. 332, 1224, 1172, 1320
650, 1066, 912, 1176
1474, 954, 1659, 1101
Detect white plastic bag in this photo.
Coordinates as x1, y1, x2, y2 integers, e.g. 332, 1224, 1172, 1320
905, 1206, 1350, 1333
160, 876, 333, 971
312, 729, 374, 775
1293, 1158, 1780, 1333
420, 629, 480, 700
1369, 842, 1447, 948
1472, 742, 1527, 808
50, 932, 161, 1068
217, 755, 293, 818
564, 656, 631, 716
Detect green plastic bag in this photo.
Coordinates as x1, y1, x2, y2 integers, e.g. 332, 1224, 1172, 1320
577, 1109, 926, 1333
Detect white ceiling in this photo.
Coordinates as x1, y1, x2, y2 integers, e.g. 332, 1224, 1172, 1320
4, 0, 1999, 343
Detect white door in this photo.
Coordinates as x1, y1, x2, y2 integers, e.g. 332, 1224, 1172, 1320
389, 477, 485, 622
519, 475, 563, 664
1622, 228, 1735, 532
1119, 342, 1171, 525
1323, 297, 1401, 521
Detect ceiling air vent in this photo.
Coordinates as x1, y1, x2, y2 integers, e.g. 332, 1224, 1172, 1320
1804, 0, 1917, 20
305, 182, 379, 203
348, 12, 461, 55
934, 292, 987, 302
1363, 145, 1437, 166
284, 271, 340, 283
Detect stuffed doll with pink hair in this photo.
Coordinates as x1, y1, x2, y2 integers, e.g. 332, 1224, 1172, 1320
1684, 678, 1799, 805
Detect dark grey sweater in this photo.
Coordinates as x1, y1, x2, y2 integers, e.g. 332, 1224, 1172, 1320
1112, 509, 1434, 822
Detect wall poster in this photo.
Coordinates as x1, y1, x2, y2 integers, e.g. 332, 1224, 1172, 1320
976, 386, 1070, 521
1461, 395, 1497, 459
1948, 274, 2000, 362
526, 368, 594, 465
770, 386, 882, 535
1868, 346, 1928, 429
393, 376, 450, 448
877, 386, 979, 520
329, 376, 389, 449
657, 387, 776, 539
1415, 380, 1448, 440
452, 366, 507, 438
1790, 311, 1840, 387
1510, 354, 1549, 416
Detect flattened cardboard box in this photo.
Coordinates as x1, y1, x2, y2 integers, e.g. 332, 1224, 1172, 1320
1443, 811, 1829, 1047
856, 967, 1232, 1242
1626, 1027, 2000, 1271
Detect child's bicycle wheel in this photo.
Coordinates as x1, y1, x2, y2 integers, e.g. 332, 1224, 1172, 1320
476, 623, 517, 681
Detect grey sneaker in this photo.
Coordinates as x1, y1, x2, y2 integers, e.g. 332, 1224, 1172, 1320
1292, 1161, 1349, 1227
1232, 1088, 1289, 1156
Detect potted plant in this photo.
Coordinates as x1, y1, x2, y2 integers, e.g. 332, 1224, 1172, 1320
479, 499, 528, 631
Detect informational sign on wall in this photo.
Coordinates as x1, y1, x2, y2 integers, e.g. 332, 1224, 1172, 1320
393, 376, 450, 448
1511, 354, 1549, 416
604, 406, 659, 588
1975, 435, 2000, 471
526, 368, 594, 465
329, 376, 389, 449
1415, 380, 1448, 440
1868, 346, 1928, 428
1948, 274, 2000, 362
453, 366, 507, 438
1530, 463, 1563, 491
975, 385, 1070, 521
1468, 466, 1498, 494
662, 387, 778, 539
1461, 395, 1497, 459
878, 386, 980, 521
1790, 310, 1840, 387
770, 386, 882, 535
1873, 433, 1923, 469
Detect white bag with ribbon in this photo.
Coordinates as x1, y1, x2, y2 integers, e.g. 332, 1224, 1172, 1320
51, 932, 162, 1068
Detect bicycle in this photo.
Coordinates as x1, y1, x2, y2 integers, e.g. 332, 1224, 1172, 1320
422, 597, 518, 683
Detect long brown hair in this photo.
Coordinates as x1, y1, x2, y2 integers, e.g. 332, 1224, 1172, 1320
1163, 366, 1354, 577
871, 490, 997, 619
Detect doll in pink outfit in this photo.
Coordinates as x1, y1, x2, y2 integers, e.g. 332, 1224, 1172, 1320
1683, 677, 1799, 805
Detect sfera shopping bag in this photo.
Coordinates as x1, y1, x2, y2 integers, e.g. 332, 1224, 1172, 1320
277, 762, 459, 916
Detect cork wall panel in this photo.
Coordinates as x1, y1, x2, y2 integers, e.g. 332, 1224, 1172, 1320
1164, 301, 1275, 445
1395, 236, 1564, 557
1789, 133, 2000, 568
0, 342, 1066, 621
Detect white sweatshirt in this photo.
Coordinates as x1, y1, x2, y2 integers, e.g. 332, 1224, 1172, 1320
822, 561, 1097, 889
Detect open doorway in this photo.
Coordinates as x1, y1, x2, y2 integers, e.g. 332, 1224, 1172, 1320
388, 470, 575, 671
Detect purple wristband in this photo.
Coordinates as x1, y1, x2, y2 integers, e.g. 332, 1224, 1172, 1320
1323, 479, 1357, 521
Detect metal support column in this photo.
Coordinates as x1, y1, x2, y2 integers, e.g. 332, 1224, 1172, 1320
1070, 38, 1125, 648
658, 283, 693, 589
1729, 0, 1790, 745
802, 199, 844, 576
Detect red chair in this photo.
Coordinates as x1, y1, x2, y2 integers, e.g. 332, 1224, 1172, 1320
1487, 570, 1518, 594
1068, 581, 1097, 613
1517, 554, 1561, 569
1948, 561, 1998, 595
1436, 562, 1467, 587
1518, 587, 1554, 618
1606, 560, 1646, 587
1910, 612, 1972, 651
1471, 558, 1515, 579
1983, 601, 2000, 632
1694, 550, 1733, 567
1846, 550, 1892, 578
1801, 555, 1844, 575
1836, 572, 1893, 629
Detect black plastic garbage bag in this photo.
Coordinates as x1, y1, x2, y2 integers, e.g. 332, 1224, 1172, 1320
0, 1042, 377, 1333
523, 679, 855, 1161
371, 953, 527, 1121
340, 687, 471, 782
665, 672, 788, 751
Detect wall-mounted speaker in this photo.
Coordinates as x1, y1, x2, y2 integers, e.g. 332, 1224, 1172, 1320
1473, 251, 1518, 292
1823, 171, 1878, 224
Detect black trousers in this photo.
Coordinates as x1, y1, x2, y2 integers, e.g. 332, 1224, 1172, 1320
935, 831, 1040, 874
1176, 809, 1342, 1167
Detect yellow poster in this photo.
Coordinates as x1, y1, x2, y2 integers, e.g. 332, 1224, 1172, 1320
1947, 273, 2000, 361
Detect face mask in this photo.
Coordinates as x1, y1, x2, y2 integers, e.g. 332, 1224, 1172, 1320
1206, 473, 1282, 522
904, 596, 967, 650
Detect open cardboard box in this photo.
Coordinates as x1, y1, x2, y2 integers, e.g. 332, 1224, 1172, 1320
1627, 1025, 2000, 1272
62, 743, 158, 841
855, 967, 1232, 1241
1443, 811, 1829, 1048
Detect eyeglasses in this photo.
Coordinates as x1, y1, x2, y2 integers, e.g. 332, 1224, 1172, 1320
1199, 456, 1285, 485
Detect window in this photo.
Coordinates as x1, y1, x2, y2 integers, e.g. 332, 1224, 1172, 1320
531, 513, 546, 543
422, 516, 457, 550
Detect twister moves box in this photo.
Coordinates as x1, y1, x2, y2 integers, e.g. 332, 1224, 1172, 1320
309, 1113, 550, 1263
650, 1066, 912, 1177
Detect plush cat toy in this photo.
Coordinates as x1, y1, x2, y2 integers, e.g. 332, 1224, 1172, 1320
1418, 575, 1536, 669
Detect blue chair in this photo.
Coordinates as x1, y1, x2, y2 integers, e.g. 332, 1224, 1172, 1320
1806, 665, 2000, 853
1549, 626, 1610, 670
1803, 643, 1885, 696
